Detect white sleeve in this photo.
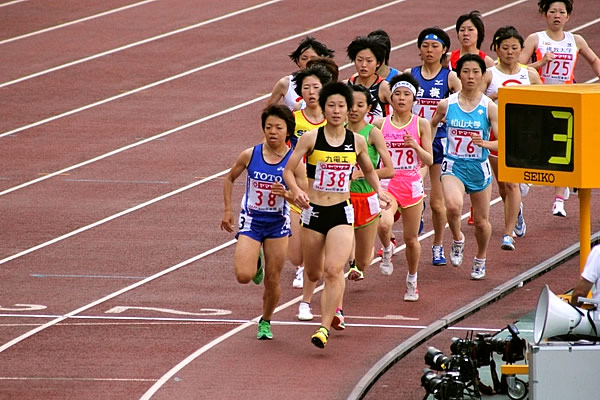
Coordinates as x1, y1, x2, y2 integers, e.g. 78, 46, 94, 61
581, 245, 600, 283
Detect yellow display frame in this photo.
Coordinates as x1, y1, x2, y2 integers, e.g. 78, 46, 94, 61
498, 84, 600, 189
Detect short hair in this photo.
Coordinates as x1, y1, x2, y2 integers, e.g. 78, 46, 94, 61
306, 57, 339, 82
491, 26, 524, 52
261, 104, 295, 140
368, 29, 392, 65
292, 64, 333, 97
538, 0, 573, 14
456, 10, 486, 50
288, 36, 335, 65
346, 36, 387, 67
456, 53, 487, 76
318, 82, 354, 112
417, 27, 451, 64
349, 84, 377, 109
388, 72, 420, 101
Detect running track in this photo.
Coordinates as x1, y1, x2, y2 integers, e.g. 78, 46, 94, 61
0, 1, 599, 399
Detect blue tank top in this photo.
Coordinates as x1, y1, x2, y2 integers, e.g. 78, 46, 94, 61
410, 66, 451, 139
241, 144, 291, 220
444, 92, 491, 163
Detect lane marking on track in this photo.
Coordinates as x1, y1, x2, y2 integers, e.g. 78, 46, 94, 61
0, 0, 28, 7
64, 178, 170, 184
0, 0, 160, 45
2, 7, 597, 200
0, 169, 230, 265
0, 376, 157, 382
30, 273, 147, 279
0, 0, 284, 86
0, 0, 401, 91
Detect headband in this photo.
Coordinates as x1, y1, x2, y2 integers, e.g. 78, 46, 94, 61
391, 81, 417, 96
423, 33, 446, 46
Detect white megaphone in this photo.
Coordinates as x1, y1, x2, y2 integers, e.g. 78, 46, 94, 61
534, 285, 600, 344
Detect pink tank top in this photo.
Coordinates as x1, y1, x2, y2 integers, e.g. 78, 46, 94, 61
381, 114, 421, 179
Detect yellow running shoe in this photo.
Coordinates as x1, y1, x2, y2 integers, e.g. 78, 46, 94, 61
311, 327, 329, 349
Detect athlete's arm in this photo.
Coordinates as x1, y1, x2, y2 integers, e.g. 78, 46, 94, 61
378, 80, 391, 104
472, 102, 499, 152
355, 134, 392, 210
369, 126, 394, 179
575, 34, 600, 78
482, 70, 495, 101
221, 148, 252, 232
527, 67, 543, 85
430, 99, 448, 141
412, 117, 434, 167
266, 75, 291, 107
520, 33, 550, 70
448, 70, 462, 93
283, 130, 316, 209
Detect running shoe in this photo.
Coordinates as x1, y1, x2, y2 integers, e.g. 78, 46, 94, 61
347, 264, 364, 281
292, 266, 304, 289
501, 235, 515, 251
450, 238, 465, 267
519, 183, 531, 198
552, 199, 566, 217
432, 245, 447, 266
404, 279, 419, 302
332, 309, 345, 331
311, 327, 329, 349
419, 201, 426, 235
513, 203, 526, 237
471, 258, 486, 280
297, 301, 313, 321
380, 243, 394, 275
377, 237, 397, 257
252, 249, 264, 285
563, 187, 570, 200
256, 319, 273, 340
467, 206, 474, 225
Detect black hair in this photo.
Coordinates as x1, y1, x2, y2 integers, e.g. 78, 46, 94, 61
491, 26, 524, 52
349, 84, 377, 109
306, 57, 339, 82
292, 64, 333, 97
288, 36, 335, 65
417, 27, 451, 64
538, 0, 573, 14
261, 104, 295, 140
318, 82, 354, 112
388, 72, 420, 101
346, 36, 387, 67
456, 10, 485, 50
368, 29, 392, 65
456, 53, 487, 76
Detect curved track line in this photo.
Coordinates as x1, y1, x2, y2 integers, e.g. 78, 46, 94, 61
0, 0, 407, 136
0, 0, 160, 45
0, 169, 230, 265
0, 238, 237, 354
0, 1, 536, 198
0, 0, 28, 8
0, 0, 284, 88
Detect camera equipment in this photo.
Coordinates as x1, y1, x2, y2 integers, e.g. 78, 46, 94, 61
489, 324, 526, 364
421, 368, 465, 400
425, 347, 451, 371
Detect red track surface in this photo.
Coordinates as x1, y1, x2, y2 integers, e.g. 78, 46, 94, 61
1, 1, 599, 399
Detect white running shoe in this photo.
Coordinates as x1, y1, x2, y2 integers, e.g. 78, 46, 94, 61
404, 280, 419, 302
297, 301, 313, 321
471, 258, 486, 280
552, 199, 566, 217
380, 243, 394, 275
519, 183, 531, 198
513, 202, 526, 237
450, 238, 465, 267
292, 266, 304, 289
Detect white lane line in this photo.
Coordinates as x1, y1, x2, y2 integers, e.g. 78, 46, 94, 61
0, 0, 159, 45
0, 169, 230, 265
0, 0, 407, 138
0, 0, 28, 8
64, 178, 170, 184
138, 202, 501, 399
0, 239, 237, 354
0, 0, 533, 198
30, 273, 147, 279
0, 0, 284, 87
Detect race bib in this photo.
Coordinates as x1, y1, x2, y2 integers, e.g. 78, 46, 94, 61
447, 128, 483, 159
481, 159, 492, 181
387, 140, 419, 170
313, 162, 352, 192
247, 179, 284, 212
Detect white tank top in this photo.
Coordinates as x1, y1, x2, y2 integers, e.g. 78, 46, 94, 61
535, 31, 578, 84
485, 65, 531, 101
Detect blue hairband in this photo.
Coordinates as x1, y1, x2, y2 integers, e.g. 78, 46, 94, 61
423, 33, 446, 46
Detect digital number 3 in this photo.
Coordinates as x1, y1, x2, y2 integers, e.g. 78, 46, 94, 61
548, 110, 573, 165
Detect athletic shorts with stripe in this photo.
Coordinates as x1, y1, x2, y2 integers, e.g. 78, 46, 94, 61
300, 200, 354, 235
441, 157, 492, 194
350, 191, 381, 228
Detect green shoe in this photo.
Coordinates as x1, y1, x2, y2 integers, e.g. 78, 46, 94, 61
252, 249, 264, 285
256, 319, 273, 340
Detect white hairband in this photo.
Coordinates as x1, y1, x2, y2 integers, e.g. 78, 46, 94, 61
391, 81, 416, 96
